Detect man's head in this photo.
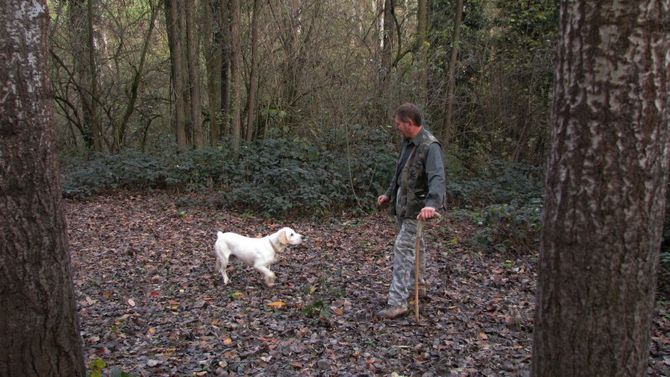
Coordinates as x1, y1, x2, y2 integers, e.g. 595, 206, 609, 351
394, 103, 423, 139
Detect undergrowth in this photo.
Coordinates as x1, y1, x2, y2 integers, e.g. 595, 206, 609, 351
62, 136, 670, 291
62, 126, 396, 217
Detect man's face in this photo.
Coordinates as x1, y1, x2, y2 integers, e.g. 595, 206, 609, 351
394, 115, 414, 138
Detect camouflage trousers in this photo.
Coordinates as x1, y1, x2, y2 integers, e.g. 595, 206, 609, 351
387, 219, 426, 307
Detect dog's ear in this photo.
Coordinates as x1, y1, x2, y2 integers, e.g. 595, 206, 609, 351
278, 228, 289, 245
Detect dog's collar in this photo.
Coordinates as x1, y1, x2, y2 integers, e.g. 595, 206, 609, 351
268, 238, 282, 253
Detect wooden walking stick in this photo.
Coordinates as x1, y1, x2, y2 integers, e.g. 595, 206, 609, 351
414, 212, 441, 322
414, 220, 424, 322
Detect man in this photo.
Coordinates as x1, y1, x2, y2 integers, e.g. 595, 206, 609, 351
376, 103, 446, 319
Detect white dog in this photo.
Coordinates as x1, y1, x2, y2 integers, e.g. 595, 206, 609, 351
214, 227, 303, 287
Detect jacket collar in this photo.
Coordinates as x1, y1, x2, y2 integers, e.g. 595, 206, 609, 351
405, 127, 427, 146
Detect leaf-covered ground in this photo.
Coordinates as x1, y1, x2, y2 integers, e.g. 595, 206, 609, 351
66, 192, 670, 376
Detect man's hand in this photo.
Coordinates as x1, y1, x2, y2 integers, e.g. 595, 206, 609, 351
417, 206, 437, 221
377, 194, 390, 206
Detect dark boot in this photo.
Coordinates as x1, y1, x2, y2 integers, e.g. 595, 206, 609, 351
375, 305, 408, 319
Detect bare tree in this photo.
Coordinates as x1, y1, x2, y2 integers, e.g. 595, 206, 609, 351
377, 0, 394, 123
165, 0, 188, 149
229, 0, 242, 155
0, 1, 86, 375
204, 0, 223, 146
69, 0, 102, 151
245, 0, 261, 141
441, 0, 462, 144
415, 0, 430, 106
219, 0, 231, 140
185, 0, 204, 148
531, 1, 670, 376
113, 0, 160, 152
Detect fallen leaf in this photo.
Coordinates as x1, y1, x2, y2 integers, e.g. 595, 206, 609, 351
127, 298, 136, 307
231, 291, 245, 299
223, 337, 233, 346
267, 301, 286, 309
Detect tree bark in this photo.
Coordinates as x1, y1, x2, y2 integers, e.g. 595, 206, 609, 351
185, 0, 204, 148
204, 0, 223, 146
165, 0, 188, 149
69, 0, 102, 152
0, 1, 86, 375
416, 0, 430, 106
377, 0, 394, 124
229, 0, 242, 156
531, 1, 670, 376
219, 0, 231, 139
442, 0, 462, 144
245, 0, 261, 142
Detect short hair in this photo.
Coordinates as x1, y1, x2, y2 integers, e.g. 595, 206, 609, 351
394, 103, 422, 126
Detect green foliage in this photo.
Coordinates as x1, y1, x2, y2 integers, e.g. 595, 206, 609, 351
494, 0, 559, 54
87, 357, 135, 377
427, 0, 559, 165
660, 190, 670, 280
448, 160, 544, 254
63, 127, 396, 217
447, 160, 543, 208
662, 251, 670, 266
63, 150, 168, 196
469, 201, 542, 254
88, 358, 106, 377
302, 299, 328, 318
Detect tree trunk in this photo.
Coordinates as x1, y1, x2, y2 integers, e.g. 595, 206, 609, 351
0, 1, 86, 375
219, 0, 231, 138
229, 0, 242, 156
165, 0, 188, 149
531, 1, 670, 376
69, 0, 102, 152
185, 0, 204, 148
245, 0, 261, 142
416, 0, 429, 107
442, 0, 462, 144
205, 0, 223, 146
113, 1, 158, 152
378, 0, 394, 123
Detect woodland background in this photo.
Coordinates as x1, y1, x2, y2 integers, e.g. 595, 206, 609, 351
52, 0, 669, 287
55, 0, 555, 240
35, 0, 670, 374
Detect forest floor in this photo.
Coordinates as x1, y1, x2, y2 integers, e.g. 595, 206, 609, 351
66, 192, 670, 376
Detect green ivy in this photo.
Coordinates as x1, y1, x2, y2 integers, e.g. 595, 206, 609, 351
63, 127, 396, 217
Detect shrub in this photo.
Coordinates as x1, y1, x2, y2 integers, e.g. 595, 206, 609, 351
448, 160, 544, 254
62, 150, 168, 197
470, 200, 542, 254
62, 127, 397, 217
446, 160, 544, 208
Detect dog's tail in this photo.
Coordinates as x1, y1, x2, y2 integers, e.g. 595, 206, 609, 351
216, 231, 224, 240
